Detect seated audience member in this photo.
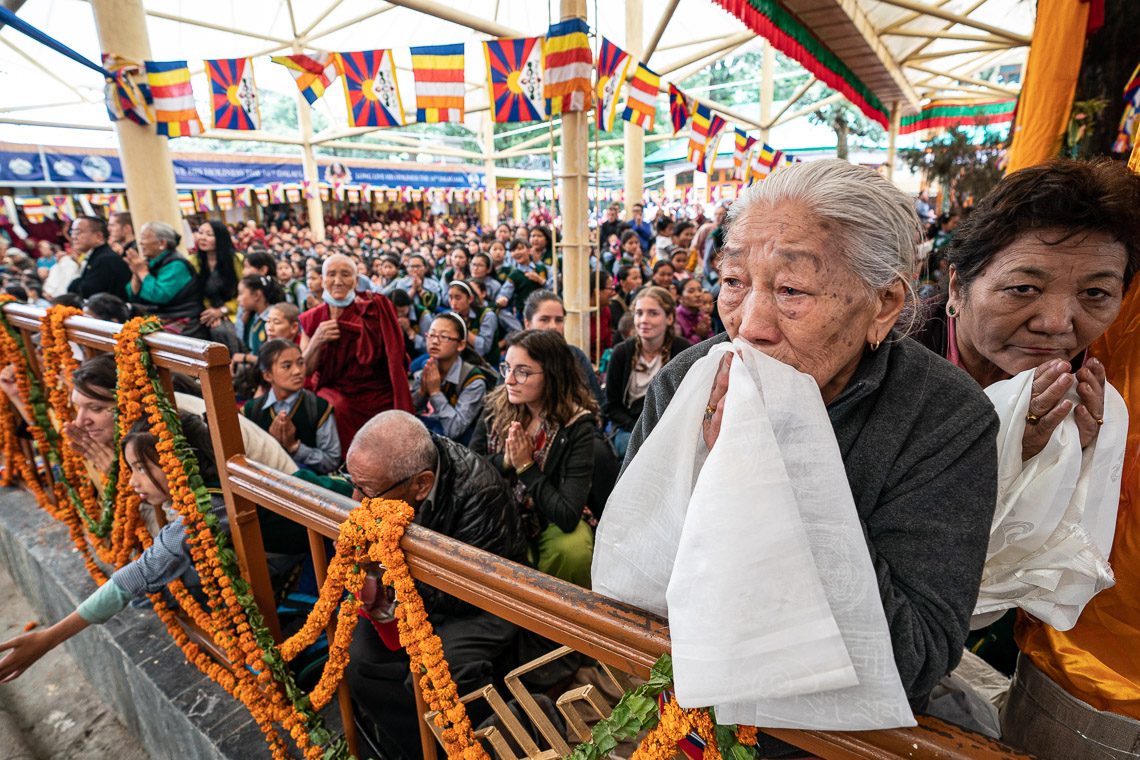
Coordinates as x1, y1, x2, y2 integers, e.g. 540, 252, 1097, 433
107, 212, 136, 255
125, 222, 207, 339
412, 312, 490, 443
604, 286, 690, 457
651, 260, 678, 296
66, 216, 132, 299
42, 245, 80, 300
597, 161, 999, 745
914, 159, 1140, 758
387, 288, 430, 359
468, 251, 501, 302
471, 329, 599, 587
669, 246, 693, 282
613, 230, 651, 281
243, 340, 340, 474
235, 274, 286, 358
83, 292, 132, 323
242, 250, 276, 278
496, 238, 547, 317
304, 266, 323, 310
653, 217, 674, 259
380, 254, 441, 313
194, 221, 242, 351
529, 225, 554, 267
447, 279, 498, 364
264, 302, 301, 343
277, 258, 308, 310
300, 254, 413, 454
345, 411, 525, 760
675, 278, 713, 345
671, 221, 697, 268
522, 290, 606, 416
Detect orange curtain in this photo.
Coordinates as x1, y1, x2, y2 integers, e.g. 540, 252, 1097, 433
1005, 0, 1090, 173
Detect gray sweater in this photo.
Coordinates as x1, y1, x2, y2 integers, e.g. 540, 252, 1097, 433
625, 333, 999, 707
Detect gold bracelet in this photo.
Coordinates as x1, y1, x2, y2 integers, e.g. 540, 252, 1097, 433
515, 461, 534, 476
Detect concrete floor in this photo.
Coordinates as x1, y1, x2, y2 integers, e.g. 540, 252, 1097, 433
0, 561, 150, 760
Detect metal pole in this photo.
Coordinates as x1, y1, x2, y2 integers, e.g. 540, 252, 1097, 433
293, 43, 326, 243
886, 101, 901, 181
560, 0, 589, 353
482, 116, 499, 227
758, 42, 775, 145
90, 0, 182, 239
623, 0, 644, 216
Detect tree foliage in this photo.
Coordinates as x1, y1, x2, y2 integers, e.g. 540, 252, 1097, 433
902, 127, 1006, 208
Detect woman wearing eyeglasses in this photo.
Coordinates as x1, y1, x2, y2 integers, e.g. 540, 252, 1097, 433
412, 312, 490, 444
471, 329, 599, 587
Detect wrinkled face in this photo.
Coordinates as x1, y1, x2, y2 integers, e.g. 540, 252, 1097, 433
719, 202, 895, 403
265, 308, 297, 340
949, 230, 1127, 380
323, 256, 357, 301
71, 388, 115, 446
681, 279, 704, 309
195, 223, 215, 253
503, 345, 545, 407
526, 300, 566, 335
126, 441, 168, 507
652, 265, 674, 289
447, 286, 472, 314
265, 347, 305, 394
633, 295, 672, 342
138, 227, 165, 259
426, 318, 463, 361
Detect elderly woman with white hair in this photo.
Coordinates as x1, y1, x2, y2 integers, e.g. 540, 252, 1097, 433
124, 221, 207, 338
594, 160, 1001, 740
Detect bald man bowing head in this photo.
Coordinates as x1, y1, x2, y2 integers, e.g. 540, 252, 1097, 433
299, 254, 413, 452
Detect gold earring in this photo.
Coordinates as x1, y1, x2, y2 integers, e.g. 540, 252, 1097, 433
870, 339, 881, 351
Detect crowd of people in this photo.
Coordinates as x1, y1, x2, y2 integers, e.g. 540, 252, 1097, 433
0, 155, 1137, 760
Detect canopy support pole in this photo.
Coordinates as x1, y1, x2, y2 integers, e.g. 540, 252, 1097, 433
482, 117, 498, 228
886, 101, 901, 181
90, 0, 182, 242
292, 42, 325, 242
623, 0, 644, 216
759, 42, 775, 144
560, 0, 590, 353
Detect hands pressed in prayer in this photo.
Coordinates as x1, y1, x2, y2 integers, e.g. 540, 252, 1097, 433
268, 411, 299, 454
1023, 358, 1106, 461
63, 422, 115, 472
506, 421, 534, 472
421, 358, 442, 396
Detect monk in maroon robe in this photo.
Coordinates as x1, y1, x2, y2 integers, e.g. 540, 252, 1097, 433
300, 254, 412, 454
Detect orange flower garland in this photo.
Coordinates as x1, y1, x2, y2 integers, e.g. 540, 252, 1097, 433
632, 696, 721, 760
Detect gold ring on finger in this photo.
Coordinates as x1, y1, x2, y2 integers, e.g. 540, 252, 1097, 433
1096, 417, 1104, 426
1025, 412, 1040, 424
705, 404, 717, 415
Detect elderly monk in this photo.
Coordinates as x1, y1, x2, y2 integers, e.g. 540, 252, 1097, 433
613, 160, 1000, 731
299, 254, 412, 453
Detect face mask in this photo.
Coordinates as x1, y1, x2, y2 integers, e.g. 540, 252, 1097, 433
323, 290, 356, 308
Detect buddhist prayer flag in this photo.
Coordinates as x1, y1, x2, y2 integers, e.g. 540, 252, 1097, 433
899, 98, 1017, 135
48, 196, 75, 222
255, 188, 270, 206
595, 38, 632, 131
19, 198, 47, 224
336, 50, 406, 127
733, 127, 756, 180
622, 63, 660, 129
1113, 63, 1140, 153
106, 193, 127, 212
193, 189, 213, 212
271, 53, 338, 105
177, 191, 195, 215
669, 83, 691, 135
103, 55, 153, 126
484, 37, 545, 123
687, 103, 725, 171
410, 43, 465, 123
747, 142, 780, 183
144, 60, 203, 137
302, 180, 316, 199
696, 117, 726, 173
544, 19, 593, 115
205, 57, 260, 130
215, 189, 234, 210
285, 186, 302, 203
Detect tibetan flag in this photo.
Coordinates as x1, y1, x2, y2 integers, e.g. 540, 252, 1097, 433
205, 58, 260, 130
48, 196, 76, 222
271, 53, 338, 105
302, 180, 316, 199
234, 187, 252, 208
106, 193, 127, 212
103, 54, 153, 125
177, 191, 195, 216
268, 183, 285, 203
595, 37, 632, 131
215, 189, 234, 210
544, 19, 592, 115
255, 188, 270, 206
145, 61, 204, 138
687, 103, 725, 171
410, 44, 465, 123
336, 50, 406, 127
732, 128, 756, 180
696, 119, 726, 173
193, 189, 214, 212
1113, 63, 1140, 153
669, 83, 691, 135
484, 37, 545, 123
622, 63, 660, 129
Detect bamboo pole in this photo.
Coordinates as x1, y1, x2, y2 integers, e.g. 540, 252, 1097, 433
481, 116, 499, 227
759, 42, 775, 144
886, 101, 901, 180
560, 0, 589, 353
90, 0, 182, 241
292, 41, 326, 243
623, 0, 644, 215
643, 0, 681, 61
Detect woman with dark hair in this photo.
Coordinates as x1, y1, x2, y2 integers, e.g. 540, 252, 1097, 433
604, 286, 689, 457
194, 221, 242, 331
412, 312, 489, 443
234, 274, 286, 362
469, 251, 502, 302
440, 245, 471, 283
83, 293, 132, 323
447, 279, 498, 364
472, 329, 598, 586
914, 158, 1140, 759
529, 225, 553, 266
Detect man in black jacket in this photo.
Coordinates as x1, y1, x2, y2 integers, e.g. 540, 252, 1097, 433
344, 410, 525, 760
65, 216, 131, 299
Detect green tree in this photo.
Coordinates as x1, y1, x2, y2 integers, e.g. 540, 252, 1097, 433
802, 88, 885, 160
902, 127, 1006, 208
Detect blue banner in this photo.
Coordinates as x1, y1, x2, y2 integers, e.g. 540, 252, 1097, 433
0, 150, 47, 183
25, 149, 485, 190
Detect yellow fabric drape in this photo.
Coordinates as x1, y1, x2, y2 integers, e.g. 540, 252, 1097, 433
1005, 0, 1090, 174
1016, 282, 1140, 719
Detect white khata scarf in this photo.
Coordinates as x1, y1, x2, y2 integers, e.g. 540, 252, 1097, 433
592, 339, 914, 730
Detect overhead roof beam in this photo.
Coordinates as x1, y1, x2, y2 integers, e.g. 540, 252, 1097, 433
644, 0, 681, 61
893, 0, 989, 63
772, 92, 846, 128
904, 44, 1011, 63
763, 75, 817, 129
880, 29, 1018, 44
298, 0, 346, 38
872, 0, 1031, 45
824, 0, 921, 110
655, 33, 730, 53
301, 5, 394, 45
0, 36, 97, 103
381, 0, 520, 38
878, 0, 957, 34
655, 31, 754, 76
907, 63, 1018, 96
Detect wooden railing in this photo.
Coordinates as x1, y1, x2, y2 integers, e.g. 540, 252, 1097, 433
2, 304, 1032, 760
